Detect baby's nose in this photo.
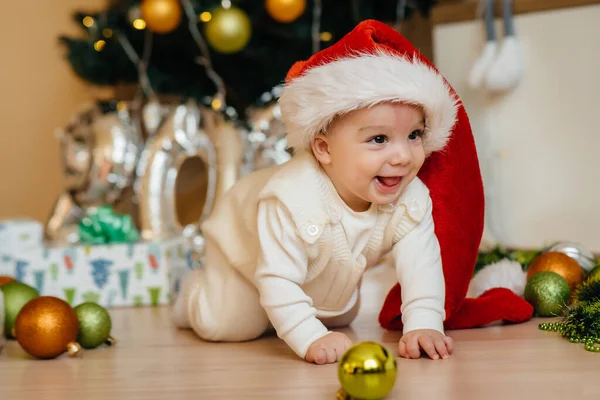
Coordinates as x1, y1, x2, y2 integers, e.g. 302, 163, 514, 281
389, 149, 411, 166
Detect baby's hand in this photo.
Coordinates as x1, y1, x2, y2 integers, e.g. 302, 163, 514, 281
305, 332, 352, 365
398, 329, 453, 360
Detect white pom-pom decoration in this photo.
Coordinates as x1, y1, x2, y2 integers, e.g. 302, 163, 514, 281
484, 36, 524, 92
467, 258, 527, 298
468, 41, 498, 89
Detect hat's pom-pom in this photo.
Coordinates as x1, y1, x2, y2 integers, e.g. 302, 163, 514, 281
467, 258, 527, 298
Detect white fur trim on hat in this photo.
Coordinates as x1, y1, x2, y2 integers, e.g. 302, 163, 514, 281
279, 50, 459, 156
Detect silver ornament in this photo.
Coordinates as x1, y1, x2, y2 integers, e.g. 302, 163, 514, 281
137, 100, 217, 241
547, 241, 597, 273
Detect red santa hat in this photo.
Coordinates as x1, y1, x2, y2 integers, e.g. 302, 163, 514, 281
279, 20, 533, 332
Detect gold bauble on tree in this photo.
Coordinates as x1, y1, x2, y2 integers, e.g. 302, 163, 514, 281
14, 296, 81, 359
266, 0, 306, 23
140, 0, 182, 34
527, 251, 585, 291
205, 6, 252, 54
338, 342, 397, 400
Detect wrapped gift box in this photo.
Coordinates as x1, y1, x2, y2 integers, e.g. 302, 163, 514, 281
0, 219, 43, 276
0, 221, 197, 308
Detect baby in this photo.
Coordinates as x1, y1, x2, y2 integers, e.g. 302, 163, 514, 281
172, 20, 460, 364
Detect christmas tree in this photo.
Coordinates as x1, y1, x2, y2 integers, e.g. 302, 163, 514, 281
59, 0, 437, 114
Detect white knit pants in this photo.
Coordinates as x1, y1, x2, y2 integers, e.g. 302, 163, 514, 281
171, 239, 360, 343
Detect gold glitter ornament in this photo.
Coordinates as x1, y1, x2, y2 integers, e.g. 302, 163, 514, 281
14, 296, 81, 359
338, 342, 397, 400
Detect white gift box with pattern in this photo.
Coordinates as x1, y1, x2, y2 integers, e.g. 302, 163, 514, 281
0, 219, 43, 276
0, 220, 196, 308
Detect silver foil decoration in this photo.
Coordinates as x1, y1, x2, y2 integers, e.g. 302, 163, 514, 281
244, 93, 292, 172
56, 100, 144, 207
44, 191, 85, 245
137, 100, 217, 241
547, 241, 597, 274
133, 98, 173, 202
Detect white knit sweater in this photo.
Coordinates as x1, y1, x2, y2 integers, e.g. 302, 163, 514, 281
201, 152, 446, 357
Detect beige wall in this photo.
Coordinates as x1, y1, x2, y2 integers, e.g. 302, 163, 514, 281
0, 0, 109, 222
433, 5, 600, 252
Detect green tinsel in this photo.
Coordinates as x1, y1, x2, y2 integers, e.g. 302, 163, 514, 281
539, 277, 600, 352
561, 302, 600, 341
474, 246, 542, 275
573, 277, 600, 304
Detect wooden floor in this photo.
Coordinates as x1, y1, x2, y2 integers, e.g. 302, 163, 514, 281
1, 265, 599, 400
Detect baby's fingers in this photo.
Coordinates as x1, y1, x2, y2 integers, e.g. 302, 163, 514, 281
326, 347, 337, 364
398, 340, 408, 358
406, 336, 421, 359
444, 336, 454, 354
308, 348, 327, 365
434, 337, 449, 359
418, 336, 439, 360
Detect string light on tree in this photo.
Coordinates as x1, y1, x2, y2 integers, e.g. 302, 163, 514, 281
199, 11, 212, 22
266, 0, 306, 23
140, 0, 182, 34
127, 5, 146, 30
320, 31, 332, 42
211, 98, 223, 111
94, 40, 106, 52
133, 19, 147, 30
82, 16, 95, 28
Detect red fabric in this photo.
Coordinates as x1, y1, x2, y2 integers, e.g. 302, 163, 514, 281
285, 20, 534, 330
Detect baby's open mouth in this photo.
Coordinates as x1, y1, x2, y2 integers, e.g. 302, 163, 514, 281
376, 176, 401, 188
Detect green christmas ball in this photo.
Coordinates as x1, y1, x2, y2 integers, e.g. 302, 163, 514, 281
525, 271, 571, 317
74, 302, 112, 349
587, 265, 600, 282
1, 282, 39, 338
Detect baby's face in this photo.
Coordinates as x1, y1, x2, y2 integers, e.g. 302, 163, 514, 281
313, 103, 426, 212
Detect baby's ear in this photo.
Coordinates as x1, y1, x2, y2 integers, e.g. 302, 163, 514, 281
311, 132, 331, 165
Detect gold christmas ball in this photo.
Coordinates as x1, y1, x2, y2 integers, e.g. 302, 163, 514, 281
140, 0, 182, 34
266, 0, 306, 23
14, 296, 81, 359
338, 342, 397, 400
527, 252, 585, 291
205, 6, 252, 54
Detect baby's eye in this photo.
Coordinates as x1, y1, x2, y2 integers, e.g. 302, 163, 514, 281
408, 130, 425, 141
370, 135, 388, 144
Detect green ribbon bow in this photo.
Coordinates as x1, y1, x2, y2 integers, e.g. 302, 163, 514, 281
78, 205, 139, 244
